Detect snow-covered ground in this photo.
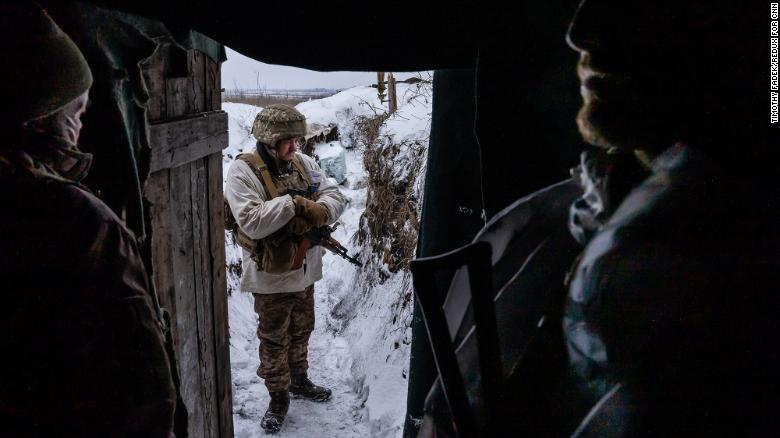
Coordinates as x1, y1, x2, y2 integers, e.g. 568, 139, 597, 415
222, 81, 431, 437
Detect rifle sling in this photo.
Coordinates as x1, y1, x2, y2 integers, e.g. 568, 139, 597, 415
245, 150, 280, 198
240, 150, 312, 199
290, 154, 312, 188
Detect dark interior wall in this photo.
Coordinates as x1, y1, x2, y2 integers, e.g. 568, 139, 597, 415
418, 68, 486, 257
83, 0, 535, 72
406, 68, 485, 435
406, 3, 583, 435
475, 0, 583, 218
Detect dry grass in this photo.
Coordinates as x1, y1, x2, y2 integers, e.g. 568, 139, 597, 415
222, 94, 307, 108
354, 113, 426, 280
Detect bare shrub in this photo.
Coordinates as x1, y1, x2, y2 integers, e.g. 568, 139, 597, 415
401, 72, 434, 108
347, 77, 432, 286
349, 112, 390, 150
356, 130, 426, 280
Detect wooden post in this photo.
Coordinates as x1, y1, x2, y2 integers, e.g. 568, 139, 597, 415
143, 47, 234, 438
388, 72, 398, 114
377, 71, 386, 102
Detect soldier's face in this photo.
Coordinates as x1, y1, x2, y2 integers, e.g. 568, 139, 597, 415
276, 137, 299, 161
27, 91, 89, 145
567, 0, 761, 153
67, 92, 89, 145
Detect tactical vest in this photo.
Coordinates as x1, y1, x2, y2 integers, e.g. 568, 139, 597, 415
224, 151, 315, 273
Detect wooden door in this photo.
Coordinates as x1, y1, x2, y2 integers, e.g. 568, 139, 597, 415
142, 43, 234, 438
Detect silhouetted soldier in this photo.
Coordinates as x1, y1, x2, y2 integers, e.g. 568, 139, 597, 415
0, 3, 178, 436
564, 0, 775, 435
417, 1, 774, 436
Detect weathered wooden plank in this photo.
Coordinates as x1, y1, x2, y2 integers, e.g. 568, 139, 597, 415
166, 77, 194, 119
207, 152, 234, 437
142, 44, 169, 123
149, 111, 229, 172
205, 56, 221, 112
170, 163, 206, 438
150, 130, 228, 173
190, 158, 218, 437
388, 73, 398, 113
189, 51, 207, 114
144, 169, 179, 348
150, 111, 228, 151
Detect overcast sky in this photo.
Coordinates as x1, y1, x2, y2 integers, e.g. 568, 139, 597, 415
221, 47, 419, 90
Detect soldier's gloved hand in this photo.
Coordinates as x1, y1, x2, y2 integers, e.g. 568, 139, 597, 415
286, 216, 310, 235
293, 195, 329, 228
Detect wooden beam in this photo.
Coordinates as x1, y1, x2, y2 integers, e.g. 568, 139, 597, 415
143, 45, 168, 123
207, 152, 234, 437
144, 169, 179, 348
189, 51, 207, 114
205, 57, 222, 112
170, 163, 206, 437
149, 111, 228, 172
166, 77, 194, 119
190, 158, 219, 437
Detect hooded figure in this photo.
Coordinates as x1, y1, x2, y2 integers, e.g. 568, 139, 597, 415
0, 4, 177, 436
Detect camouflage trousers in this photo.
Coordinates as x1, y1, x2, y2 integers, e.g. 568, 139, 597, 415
252, 285, 315, 392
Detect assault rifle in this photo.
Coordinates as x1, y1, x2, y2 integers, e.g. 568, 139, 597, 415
291, 223, 363, 268
286, 188, 363, 269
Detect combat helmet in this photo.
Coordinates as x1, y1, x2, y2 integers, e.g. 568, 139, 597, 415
251, 104, 307, 148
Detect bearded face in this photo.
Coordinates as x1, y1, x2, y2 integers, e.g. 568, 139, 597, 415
567, 0, 764, 155
574, 51, 677, 153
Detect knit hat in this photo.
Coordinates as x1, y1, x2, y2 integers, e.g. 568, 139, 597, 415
0, 2, 93, 124
251, 104, 307, 147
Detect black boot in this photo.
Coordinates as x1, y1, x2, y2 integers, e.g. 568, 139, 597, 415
289, 374, 332, 402
261, 390, 289, 434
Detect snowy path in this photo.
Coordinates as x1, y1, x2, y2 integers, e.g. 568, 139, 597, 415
228, 289, 370, 438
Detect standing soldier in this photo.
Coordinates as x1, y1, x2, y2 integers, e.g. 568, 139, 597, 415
225, 104, 347, 434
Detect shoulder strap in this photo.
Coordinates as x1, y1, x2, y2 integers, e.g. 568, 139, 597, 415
290, 154, 312, 186
238, 151, 280, 198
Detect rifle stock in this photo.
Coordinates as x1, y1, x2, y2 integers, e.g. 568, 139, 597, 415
292, 237, 311, 270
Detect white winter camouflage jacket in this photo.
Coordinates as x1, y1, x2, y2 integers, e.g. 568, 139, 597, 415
225, 151, 347, 294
